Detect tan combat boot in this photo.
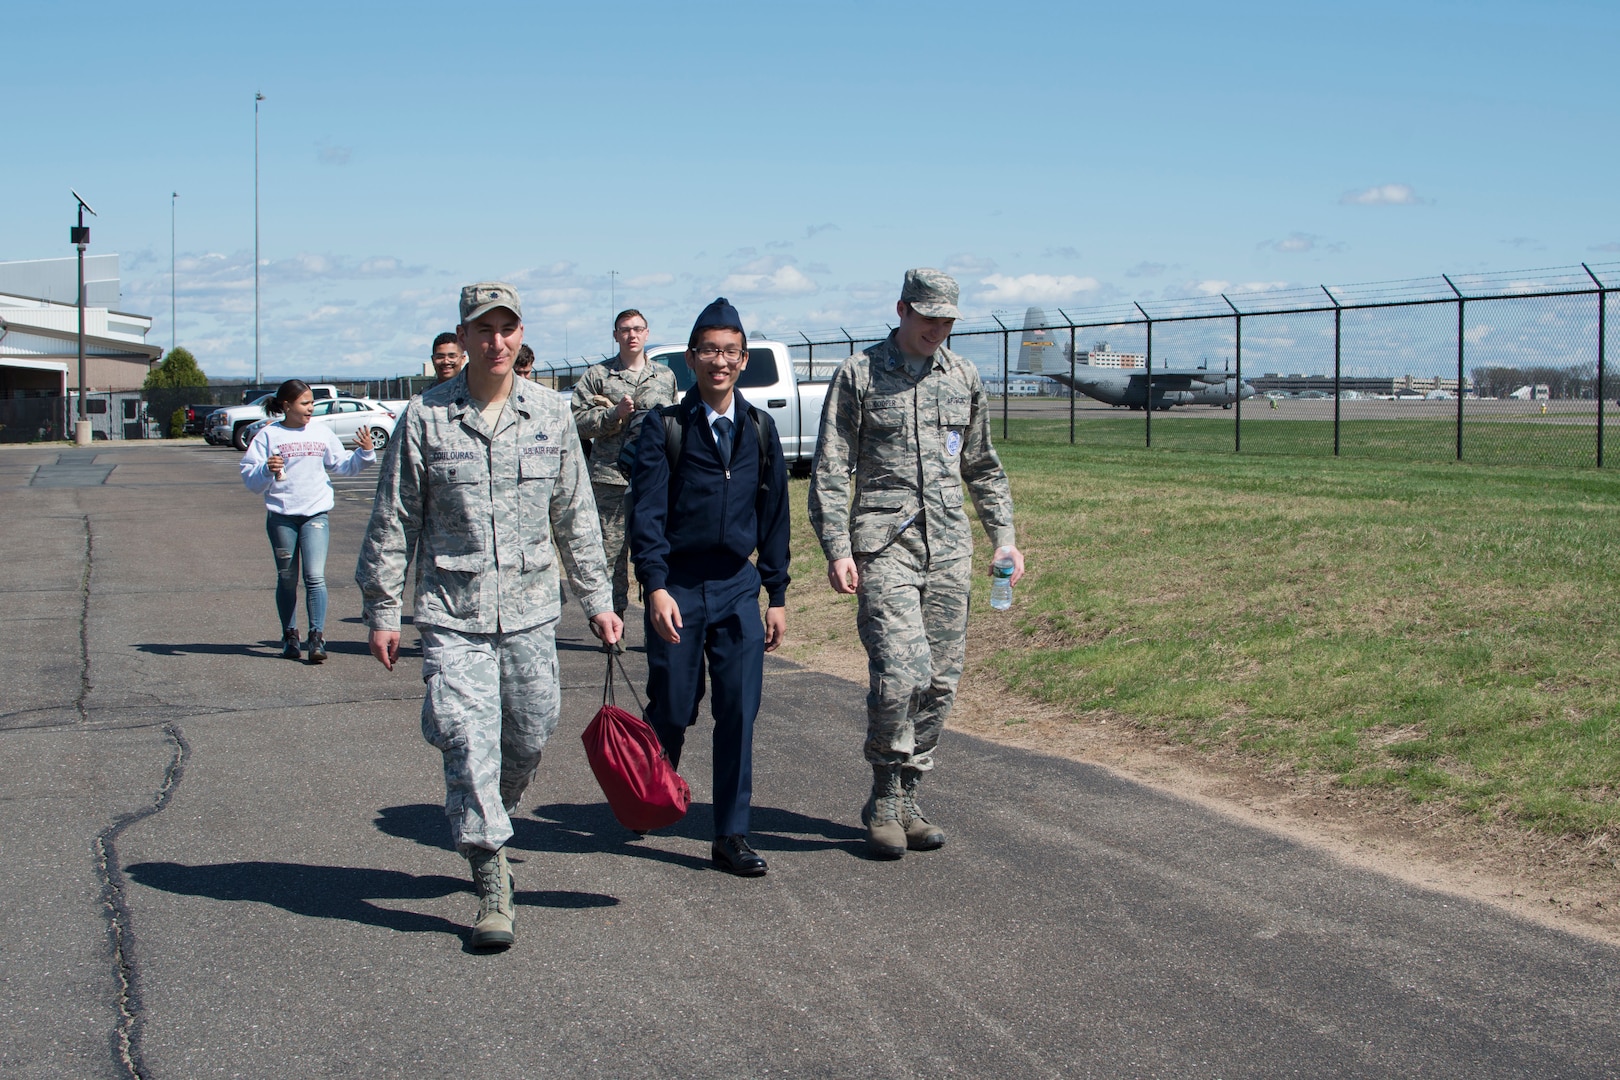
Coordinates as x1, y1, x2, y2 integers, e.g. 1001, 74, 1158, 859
900, 767, 946, 851
862, 764, 907, 859
467, 847, 514, 949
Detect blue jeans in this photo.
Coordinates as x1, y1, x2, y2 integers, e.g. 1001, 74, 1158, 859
265, 511, 330, 635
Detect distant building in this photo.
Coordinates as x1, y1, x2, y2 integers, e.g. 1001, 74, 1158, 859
1079, 342, 1145, 369
985, 376, 1059, 396
1250, 372, 1470, 397
0, 256, 160, 398
1508, 384, 1550, 401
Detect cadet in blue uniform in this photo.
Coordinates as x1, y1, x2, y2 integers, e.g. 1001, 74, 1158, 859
627, 298, 790, 876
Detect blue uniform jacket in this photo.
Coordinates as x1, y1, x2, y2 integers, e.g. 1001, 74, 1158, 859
627, 387, 791, 607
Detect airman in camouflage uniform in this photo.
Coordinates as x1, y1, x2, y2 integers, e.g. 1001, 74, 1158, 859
572, 309, 678, 618
808, 268, 1025, 859
358, 282, 621, 949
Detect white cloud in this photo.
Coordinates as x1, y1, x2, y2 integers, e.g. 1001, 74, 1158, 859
506, 261, 579, 287
1272, 232, 1315, 253
805, 223, 839, 239
1191, 280, 1290, 296
1126, 261, 1167, 278
624, 272, 674, 288
844, 280, 895, 304
1042, 246, 1080, 260
977, 273, 1099, 305
719, 264, 819, 297
1340, 183, 1423, 206
944, 253, 996, 276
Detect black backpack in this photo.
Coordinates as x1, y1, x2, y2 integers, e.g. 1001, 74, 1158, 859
616, 405, 776, 499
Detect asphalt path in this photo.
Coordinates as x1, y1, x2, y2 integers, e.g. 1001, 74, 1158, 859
3, 441, 1618, 1079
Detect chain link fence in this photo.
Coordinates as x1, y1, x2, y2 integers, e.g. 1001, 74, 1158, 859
782, 261, 1620, 468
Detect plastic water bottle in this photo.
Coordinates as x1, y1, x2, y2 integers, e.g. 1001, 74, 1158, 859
989, 548, 1015, 611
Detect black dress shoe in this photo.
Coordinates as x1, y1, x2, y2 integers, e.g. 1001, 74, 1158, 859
710, 834, 767, 877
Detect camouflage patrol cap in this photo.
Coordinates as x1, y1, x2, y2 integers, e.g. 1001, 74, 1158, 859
901, 268, 961, 319
459, 282, 522, 323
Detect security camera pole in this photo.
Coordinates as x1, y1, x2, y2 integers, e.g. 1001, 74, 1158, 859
71, 190, 97, 447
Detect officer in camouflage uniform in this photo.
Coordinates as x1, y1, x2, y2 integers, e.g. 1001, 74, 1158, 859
571, 309, 678, 620
358, 282, 622, 949
808, 268, 1025, 859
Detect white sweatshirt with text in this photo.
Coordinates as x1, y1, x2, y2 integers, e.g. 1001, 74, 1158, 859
240, 421, 375, 516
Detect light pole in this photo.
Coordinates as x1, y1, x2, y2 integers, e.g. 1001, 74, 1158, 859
170, 191, 178, 355
71, 190, 97, 446
609, 269, 617, 324
255, 91, 264, 386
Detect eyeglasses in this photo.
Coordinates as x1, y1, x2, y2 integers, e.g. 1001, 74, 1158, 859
694, 346, 746, 362
615, 325, 649, 335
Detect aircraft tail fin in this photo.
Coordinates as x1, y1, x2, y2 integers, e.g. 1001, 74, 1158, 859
1017, 306, 1065, 375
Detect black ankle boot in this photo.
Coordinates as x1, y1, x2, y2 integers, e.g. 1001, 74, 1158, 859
281, 628, 300, 660
307, 631, 327, 664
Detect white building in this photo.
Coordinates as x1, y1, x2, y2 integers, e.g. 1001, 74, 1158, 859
1079, 341, 1145, 369
0, 256, 160, 398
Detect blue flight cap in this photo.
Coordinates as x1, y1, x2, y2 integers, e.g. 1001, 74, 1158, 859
691, 297, 745, 341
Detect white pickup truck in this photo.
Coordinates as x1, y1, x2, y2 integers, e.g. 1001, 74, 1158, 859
206, 383, 349, 450
645, 340, 830, 476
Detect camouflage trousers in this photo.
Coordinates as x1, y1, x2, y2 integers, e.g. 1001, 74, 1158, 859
419, 621, 561, 854
592, 481, 631, 614
855, 545, 973, 771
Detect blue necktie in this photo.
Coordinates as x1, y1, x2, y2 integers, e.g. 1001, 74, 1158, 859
713, 416, 734, 467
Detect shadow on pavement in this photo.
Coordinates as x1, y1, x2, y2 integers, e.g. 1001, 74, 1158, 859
132, 638, 419, 660
125, 860, 615, 939
375, 800, 866, 872
134, 641, 267, 658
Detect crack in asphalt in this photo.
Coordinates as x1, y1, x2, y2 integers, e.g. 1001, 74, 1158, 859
94, 722, 189, 1080
70, 510, 192, 1080
77, 516, 92, 724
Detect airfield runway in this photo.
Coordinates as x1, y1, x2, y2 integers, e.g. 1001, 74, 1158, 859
984, 394, 1607, 425
3, 442, 1619, 1079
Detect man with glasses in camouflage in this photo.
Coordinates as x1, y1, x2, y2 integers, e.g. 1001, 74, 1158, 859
572, 309, 678, 622
809, 268, 1024, 859
429, 332, 465, 385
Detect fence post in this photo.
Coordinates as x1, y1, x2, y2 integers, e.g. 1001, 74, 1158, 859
1222, 295, 1242, 453
993, 315, 1010, 441
842, 327, 854, 357
1067, 323, 1076, 445
1443, 274, 1464, 461
1323, 286, 1342, 456
1134, 303, 1152, 448
1584, 263, 1606, 468
800, 332, 813, 380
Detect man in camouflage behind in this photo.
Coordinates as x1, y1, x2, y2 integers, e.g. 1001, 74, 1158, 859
358, 282, 622, 949
808, 268, 1025, 859
571, 309, 678, 621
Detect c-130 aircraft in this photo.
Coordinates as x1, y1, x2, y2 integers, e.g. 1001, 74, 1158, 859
1014, 307, 1256, 410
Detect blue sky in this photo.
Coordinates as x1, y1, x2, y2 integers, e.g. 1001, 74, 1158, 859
4, 0, 1615, 379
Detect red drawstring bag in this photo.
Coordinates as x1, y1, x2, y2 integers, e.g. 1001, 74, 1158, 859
581, 647, 690, 832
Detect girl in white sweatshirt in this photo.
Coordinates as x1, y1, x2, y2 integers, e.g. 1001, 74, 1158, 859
241, 379, 376, 662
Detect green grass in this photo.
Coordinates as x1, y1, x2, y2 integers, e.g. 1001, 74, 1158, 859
1001, 416, 1620, 467
959, 435, 1620, 838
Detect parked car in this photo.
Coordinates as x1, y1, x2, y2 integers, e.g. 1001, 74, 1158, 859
239, 398, 398, 452
208, 383, 348, 450
182, 404, 218, 437
644, 339, 828, 475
